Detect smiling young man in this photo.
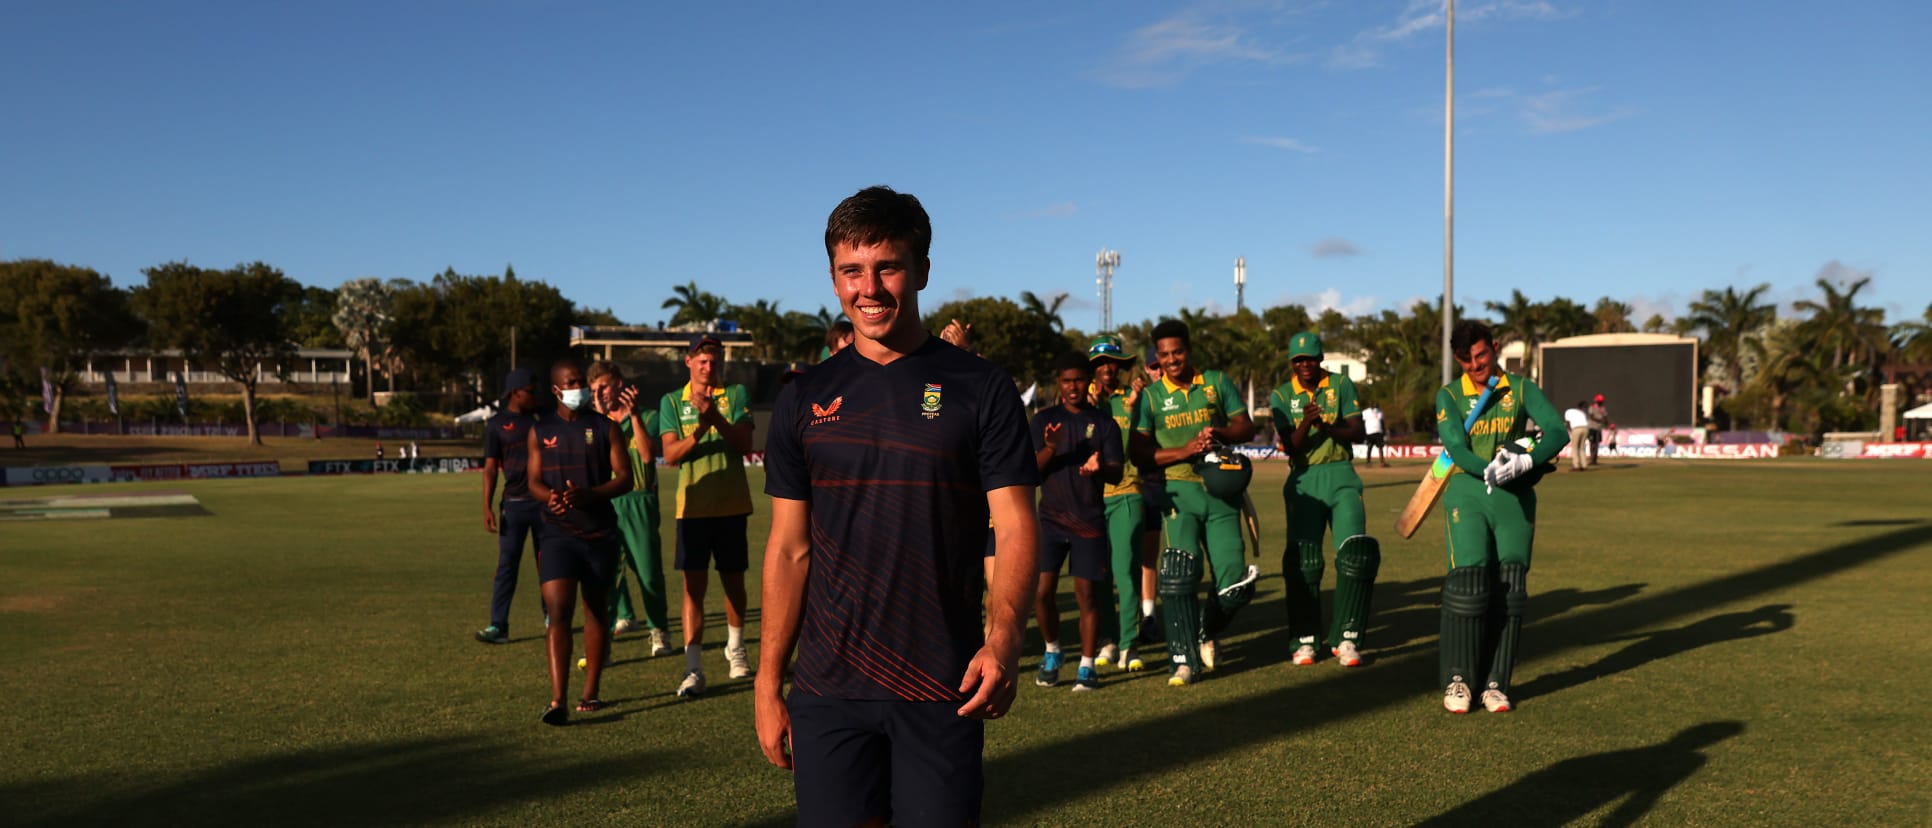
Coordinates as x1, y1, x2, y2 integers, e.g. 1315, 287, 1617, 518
1433, 320, 1566, 715
525, 358, 633, 725
658, 335, 756, 698
1267, 332, 1377, 668
1029, 354, 1123, 692
1086, 334, 1153, 672
756, 186, 1038, 827
1132, 319, 1260, 686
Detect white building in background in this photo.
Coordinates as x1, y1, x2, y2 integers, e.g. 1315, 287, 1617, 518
72, 349, 355, 387
1321, 350, 1372, 384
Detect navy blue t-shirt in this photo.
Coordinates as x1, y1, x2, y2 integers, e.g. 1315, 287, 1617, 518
1029, 403, 1121, 538
483, 410, 537, 500
764, 337, 1037, 702
532, 412, 620, 541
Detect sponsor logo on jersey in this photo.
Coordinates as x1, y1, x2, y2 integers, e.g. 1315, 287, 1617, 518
542, 436, 559, 449
1162, 396, 1179, 411
584, 427, 595, 444
1084, 422, 1095, 439
921, 383, 943, 419
810, 396, 843, 426
502, 422, 516, 431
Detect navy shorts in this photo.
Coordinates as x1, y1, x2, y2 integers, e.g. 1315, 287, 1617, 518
1038, 521, 1110, 581
676, 514, 750, 573
788, 692, 983, 827
1140, 483, 1169, 531
535, 525, 620, 586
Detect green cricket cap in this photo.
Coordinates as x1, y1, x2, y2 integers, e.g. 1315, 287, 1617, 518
1087, 334, 1134, 363
1288, 332, 1324, 361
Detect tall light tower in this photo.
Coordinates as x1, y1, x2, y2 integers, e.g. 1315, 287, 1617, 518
1234, 257, 1247, 314
1096, 248, 1121, 333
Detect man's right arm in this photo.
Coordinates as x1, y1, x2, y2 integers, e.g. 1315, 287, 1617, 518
755, 496, 811, 770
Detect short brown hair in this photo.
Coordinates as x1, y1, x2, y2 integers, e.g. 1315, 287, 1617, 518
824, 186, 932, 262
586, 361, 623, 383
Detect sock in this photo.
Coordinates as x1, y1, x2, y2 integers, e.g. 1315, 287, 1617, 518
1044, 641, 1061, 654
726, 624, 744, 651
685, 642, 703, 673
1142, 599, 1156, 616
1080, 656, 1095, 670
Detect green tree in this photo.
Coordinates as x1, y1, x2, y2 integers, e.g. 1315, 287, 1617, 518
1018, 290, 1068, 335
662, 281, 727, 329
289, 285, 347, 348
1591, 298, 1637, 334
0, 259, 140, 431
1793, 273, 1887, 374
729, 299, 793, 362
332, 277, 401, 401
1892, 303, 1932, 365
1687, 283, 1775, 390
135, 261, 302, 445
923, 297, 1066, 392
1542, 297, 1596, 341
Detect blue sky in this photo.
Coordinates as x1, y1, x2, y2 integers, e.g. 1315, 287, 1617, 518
5, 1, 1928, 333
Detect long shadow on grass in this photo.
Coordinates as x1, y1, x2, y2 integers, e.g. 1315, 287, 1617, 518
4, 735, 670, 827
955, 522, 1932, 823
1515, 604, 1794, 703
1414, 720, 1745, 827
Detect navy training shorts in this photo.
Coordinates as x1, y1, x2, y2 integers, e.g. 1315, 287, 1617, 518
675, 514, 750, 573
788, 692, 983, 827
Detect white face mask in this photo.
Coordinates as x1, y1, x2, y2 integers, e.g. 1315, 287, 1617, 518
558, 388, 590, 410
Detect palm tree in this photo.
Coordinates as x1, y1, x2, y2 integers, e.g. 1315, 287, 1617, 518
1590, 298, 1636, 333
1018, 291, 1068, 334
662, 281, 727, 330
1485, 289, 1545, 380
1686, 283, 1775, 390
729, 299, 790, 362
1793, 275, 1886, 373
332, 277, 397, 402
1541, 297, 1596, 341
1892, 302, 1932, 365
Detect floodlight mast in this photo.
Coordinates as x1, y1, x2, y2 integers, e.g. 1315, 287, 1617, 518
1096, 249, 1120, 332
1234, 257, 1246, 314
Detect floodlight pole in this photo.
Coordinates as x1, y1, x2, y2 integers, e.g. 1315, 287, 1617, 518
1234, 257, 1247, 314
1096, 248, 1121, 332
1442, 0, 1456, 387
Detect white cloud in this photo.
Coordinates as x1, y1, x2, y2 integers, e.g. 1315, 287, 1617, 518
1272, 288, 1379, 316
1310, 237, 1362, 257
1097, 10, 1303, 88
1521, 86, 1633, 134
1330, 0, 1568, 69
1241, 135, 1320, 153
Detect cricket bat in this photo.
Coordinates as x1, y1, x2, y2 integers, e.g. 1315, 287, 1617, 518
1393, 374, 1499, 539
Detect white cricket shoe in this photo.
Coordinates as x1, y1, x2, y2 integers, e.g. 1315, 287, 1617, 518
1122, 649, 1145, 671
1482, 688, 1513, 713
1096, 642, 1119, 668
1444, 681, 1472, 714
726, 645, 753, 679
612, 618, 638, 636
1291, 643, 1319, 666
1167, 665, 1195, 687
677, 670, 707, 699
1333, 640, 1363, 668
648, 628, 672, 657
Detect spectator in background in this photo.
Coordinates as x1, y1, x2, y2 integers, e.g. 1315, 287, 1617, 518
1564, 401, 1591, 472
1587, 394, 1611, 465
476, 369, 541, 646
588, 360, 673, 660
1361, 400, 1389, 467
11, 419, 24, 449
821, 320, 855, 360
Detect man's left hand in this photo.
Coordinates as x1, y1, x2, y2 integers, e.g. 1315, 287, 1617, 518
955, 646, 1018, 720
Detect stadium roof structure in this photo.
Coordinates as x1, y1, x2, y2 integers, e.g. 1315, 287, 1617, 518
569, 325, 756, 359
1540, 332, 1699, 349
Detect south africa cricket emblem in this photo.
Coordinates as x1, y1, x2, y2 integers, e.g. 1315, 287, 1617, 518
1204, 385, 1218, 403
1084, 423, 1096, 439
922, 383, 943, 419
584, 428, 595, 444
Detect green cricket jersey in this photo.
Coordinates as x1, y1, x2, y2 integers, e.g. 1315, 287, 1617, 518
1092, 383, 1141, 498
1268, 370, 1362, 469
617, 411, 658, 494
1435, 372, 1566, 478
1133, 369, 1244, 484
658, 383, 753, 518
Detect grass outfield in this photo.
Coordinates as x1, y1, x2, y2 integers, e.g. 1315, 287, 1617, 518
5, 433, 480, 473
3, 460, 1929, 826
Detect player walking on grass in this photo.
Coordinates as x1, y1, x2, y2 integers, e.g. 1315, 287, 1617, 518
756, 186, 1038, 826
659, 335, 757, 698
1087, 334, 1153, 672
476, 369, 541, 646
588, 361, 672, 659
1133, 319, 1260, 686
526, 359, 633, 725
1268, 332, 1379, 668
1434, 321, 1566, 714
1030, 354, 1123, 692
